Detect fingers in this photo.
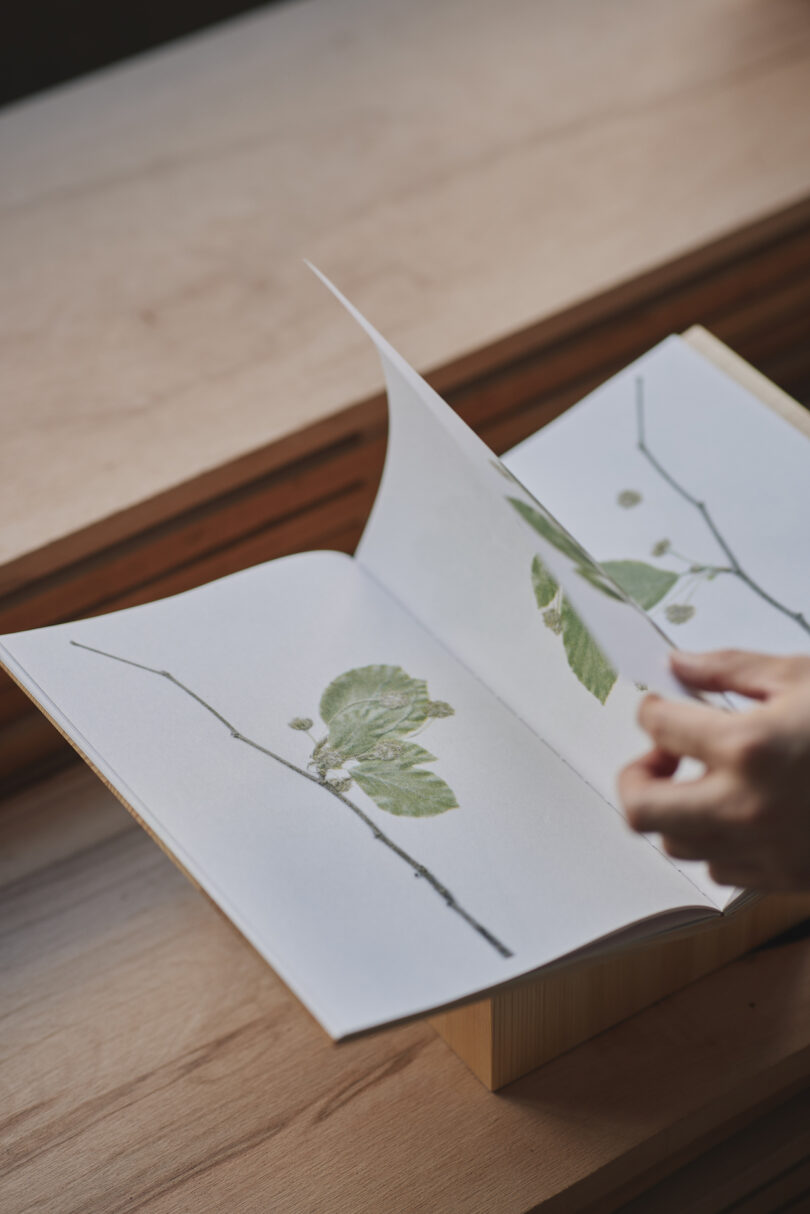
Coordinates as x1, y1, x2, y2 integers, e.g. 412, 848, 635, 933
637, 694, 731, 762
619, 747, 771, 887
670, 649, 787, 699
623, 746, 680, 781
660, 833, 734, 862
706, 861, 764, 890
619, 752, 727, 836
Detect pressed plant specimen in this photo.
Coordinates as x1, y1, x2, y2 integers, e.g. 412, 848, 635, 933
503, 376, 809, 704
504, 488, 622, 705
71, 642, 513, 958
626, 376, 810, 638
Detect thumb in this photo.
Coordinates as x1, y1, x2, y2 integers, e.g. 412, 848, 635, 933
670, 649, 785, 700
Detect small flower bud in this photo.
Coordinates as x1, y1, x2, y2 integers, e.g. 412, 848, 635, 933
328, 777, 353, 793
288, 717, 313, 731
617, 489, 642, 508
651, 539, 670, 557
372, 740, 405, 760
315, 746, 344, 771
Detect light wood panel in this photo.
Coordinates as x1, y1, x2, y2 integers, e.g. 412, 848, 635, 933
1, 764, 809, 1213
486, 895, 810, 1091
2, 0, 810, 584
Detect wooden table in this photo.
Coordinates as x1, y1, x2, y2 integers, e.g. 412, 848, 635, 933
2, 1, 810, 1207
2, 0, 810, 581
2, 765, 809, 1213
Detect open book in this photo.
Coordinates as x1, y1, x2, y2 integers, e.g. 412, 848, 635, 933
2, 272, 809, 1040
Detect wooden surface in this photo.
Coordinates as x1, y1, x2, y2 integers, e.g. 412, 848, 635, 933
684, 325, 810, 440
2, 0, 810, 584
616, 1088, 810, 1213
433, 894, 810, 1091
2, 764, 810, 1213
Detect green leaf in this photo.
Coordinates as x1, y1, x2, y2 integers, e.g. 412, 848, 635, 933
320, 665, 429, 759
531, 556, 558, 608
511, 498, 623, 601
352, 761, 458, 817
393, 742, 437, 766
507, 497, 588, 565
573, 562, 625, 602
354, 741, 437, 766
561, 596, 617, 705
601, 560, 679, 610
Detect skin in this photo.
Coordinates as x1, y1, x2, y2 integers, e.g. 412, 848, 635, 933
618, 649, 810, 891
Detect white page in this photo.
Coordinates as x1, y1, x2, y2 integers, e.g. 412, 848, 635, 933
313, 269, 684, 702
504, 337, 810, 907
0, 551, 711, 1038
310, 270, 712, 897
504, 337, 810, 658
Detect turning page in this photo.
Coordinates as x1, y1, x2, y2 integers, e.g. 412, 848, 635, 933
310, 272, 723, 896
0, 552, 709, 1037
310, 274, 808, 908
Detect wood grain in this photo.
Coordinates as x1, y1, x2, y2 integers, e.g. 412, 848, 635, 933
2, 764, 809, 1213
613, 1088, 810, 1213
2, 0, 810, 581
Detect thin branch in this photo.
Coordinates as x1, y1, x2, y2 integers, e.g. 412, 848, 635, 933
70, 640, 513, 958
635, 377, 810, 637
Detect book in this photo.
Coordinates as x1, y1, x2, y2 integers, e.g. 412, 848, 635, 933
2, 272, 809, 1043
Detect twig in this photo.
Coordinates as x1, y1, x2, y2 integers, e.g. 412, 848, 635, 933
70, 640, 513, 958
635, 377, 810, 637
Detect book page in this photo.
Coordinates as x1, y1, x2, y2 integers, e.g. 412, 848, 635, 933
0, 551, 712, 1038
310, 270, 717, 894
504, 336, 810, 907
504, 337, 810, 659
311, 268, 683, 702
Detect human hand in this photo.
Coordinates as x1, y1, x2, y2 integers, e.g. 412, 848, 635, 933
618, 650, 810, 891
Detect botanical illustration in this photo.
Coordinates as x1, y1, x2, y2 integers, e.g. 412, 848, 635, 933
526, 547, 618, 705
70, 643, 512, 958
289, 663, 459, 817
500, 374, 809, 705
612, 377, 810, 638
501, 481, 622, 705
